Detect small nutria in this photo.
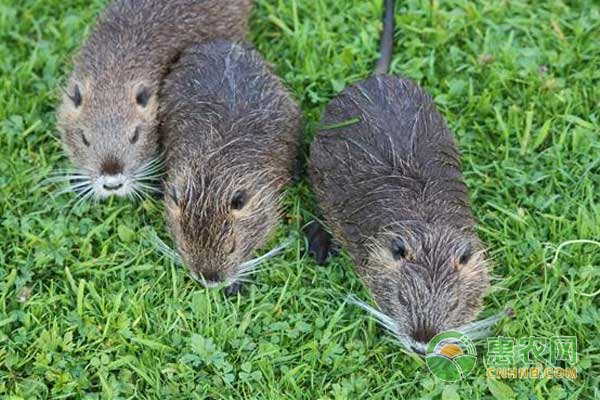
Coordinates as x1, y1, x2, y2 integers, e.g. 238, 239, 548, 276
308, 0, 491, 353
56, 0, 252, 199
159, 41, 302, 290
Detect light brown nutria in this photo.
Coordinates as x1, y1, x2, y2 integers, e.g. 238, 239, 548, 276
308, 0, 491, 353
159, 41, 302, 291
56, 0, 252, 199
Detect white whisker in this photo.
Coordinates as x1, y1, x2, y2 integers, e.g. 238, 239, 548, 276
347, 294, 416, 351
134, 173, 164, 181
151, 232, 182, 265
54, 184, 91, 197
237, 236, 293, 271
463, 328, 494, 341
130, 187, 144, 202
130, 155, 166, 198
73, 188, 95, 208
458, 308, 512, 339
40, 175, 89, 184
231, 236, 294, 283
135, 182, 161, 192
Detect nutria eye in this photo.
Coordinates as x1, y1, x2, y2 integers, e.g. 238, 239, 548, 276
231, 191, 247, 210
81, 131, 90, 146
459, 243, 472, 264
130, 126, 140, 144
69, 84, 82, 108
390, 238, 406, 260
136, 86, 151, 107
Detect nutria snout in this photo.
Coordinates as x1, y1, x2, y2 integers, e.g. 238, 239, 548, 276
364, 222, 489, 350
56, 0, 252, 199
165, 169, 285, 287
160, 41, 302, 287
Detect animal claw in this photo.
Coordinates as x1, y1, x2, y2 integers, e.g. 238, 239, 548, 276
304, 221, 335, 265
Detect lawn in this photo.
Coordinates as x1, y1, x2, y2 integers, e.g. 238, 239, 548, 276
1, 0, 599, 398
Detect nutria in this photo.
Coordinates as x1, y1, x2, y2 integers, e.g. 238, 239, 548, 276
56, 0, 252, 199
159, 41, 302, 290
308, 0, 491, 353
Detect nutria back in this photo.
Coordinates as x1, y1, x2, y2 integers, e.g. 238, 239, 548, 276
311, 75, 474, 263
74, 0, 252, 80
56, 0, 252, 199
310, 75, 489, 349
160, 41, 302, 287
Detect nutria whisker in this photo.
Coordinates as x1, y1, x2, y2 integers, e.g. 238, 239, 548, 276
152, 233, 182, 265
137, 154, 166, 174
347, 295, 415, 351
235, 256, 275, 278
44, 172, 88, 181
45, 176, 91, 190
134, 182, 162, 196
54, 181, 92, 197
41, 170, 93, 198
135, 181, 161, 191
73, 187, 96, 208
458, 308, 513, 339
347, 295, 399, 334
47, 168, 83, 175
130, 155, 166, 196
38, 172, 90, 188
236, 237, 292, 276
134, 172, 164, 182
129, 187, 146, 203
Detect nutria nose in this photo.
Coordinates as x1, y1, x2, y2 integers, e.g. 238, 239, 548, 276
103, 182, 123, 191
201, 270, 223, 285
100, 157, 123, 175
412, 327, 437, 344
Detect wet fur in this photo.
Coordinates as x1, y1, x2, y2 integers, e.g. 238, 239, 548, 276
309, 76, 490, 345
160, 41, 302, 284
56, 0, 252, 197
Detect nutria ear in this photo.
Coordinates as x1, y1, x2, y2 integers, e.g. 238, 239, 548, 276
458, 243, 472, 265
62, 82, 84, 112
68, 84, 83, 108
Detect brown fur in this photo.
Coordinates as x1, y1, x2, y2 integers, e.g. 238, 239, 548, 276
160, 41, 302, 286
56, 0, 252, 198
309, 75, 490, 349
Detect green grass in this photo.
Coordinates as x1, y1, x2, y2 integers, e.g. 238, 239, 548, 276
1, 0, 599, 398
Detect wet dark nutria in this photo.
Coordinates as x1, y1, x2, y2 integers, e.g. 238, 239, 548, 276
159, 41, 302, 292
56, 0, 252, 199
308, 0, 491, 353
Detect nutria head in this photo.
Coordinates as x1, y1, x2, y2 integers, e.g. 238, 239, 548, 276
362, 221, 489, 353
164, 167, 282, 287
56, 76, 161, 199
